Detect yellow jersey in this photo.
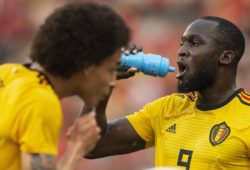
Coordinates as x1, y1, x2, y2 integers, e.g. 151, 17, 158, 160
127, 89, 250, 170
0, 64, 62, 170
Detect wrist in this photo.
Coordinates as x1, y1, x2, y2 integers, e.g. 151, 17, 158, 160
66, 142, 86, 158
57, 143, 84, 170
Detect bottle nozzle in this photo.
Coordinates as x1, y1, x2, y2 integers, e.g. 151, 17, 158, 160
168, 66, 175, 72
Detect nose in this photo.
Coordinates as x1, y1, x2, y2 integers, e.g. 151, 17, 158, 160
109, 73, 117, 88
177, 45, 189, 58
109, 80, 116, 88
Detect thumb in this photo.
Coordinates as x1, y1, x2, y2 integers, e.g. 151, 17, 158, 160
66, 123, 76, 137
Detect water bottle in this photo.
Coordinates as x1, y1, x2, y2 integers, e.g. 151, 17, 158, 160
120, 52, 175, 77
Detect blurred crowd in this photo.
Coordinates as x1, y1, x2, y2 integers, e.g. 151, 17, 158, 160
1, 0, 250, 169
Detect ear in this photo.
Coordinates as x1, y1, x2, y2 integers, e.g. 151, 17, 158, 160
218, 50, 235, 65
82, 65, 96, 77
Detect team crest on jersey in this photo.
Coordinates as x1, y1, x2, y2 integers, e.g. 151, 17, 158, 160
209, 122, 230, 146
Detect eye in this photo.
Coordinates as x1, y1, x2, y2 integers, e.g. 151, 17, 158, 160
192, 41, 200, 47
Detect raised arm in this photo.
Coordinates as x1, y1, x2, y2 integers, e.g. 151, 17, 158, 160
85, 44, 146, 158
85, 91, 146, 159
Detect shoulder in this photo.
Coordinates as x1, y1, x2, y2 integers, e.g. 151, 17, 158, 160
148, 92, 196, 108
236, 89, 250, 106
140, 92, 195, 118
16, 88, 62, 130
0, 63, 40, 89
0, 63, 22, 80
0, 64, 62, 135
21, 87, 61, 114
1, 63, 58, 106
24, 87, 60, 105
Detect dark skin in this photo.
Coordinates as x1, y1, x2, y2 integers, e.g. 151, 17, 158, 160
178, 19, 236, 104
85, 19, 237, 158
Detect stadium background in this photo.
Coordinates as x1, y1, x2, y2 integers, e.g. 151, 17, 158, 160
1, 0, 250, 169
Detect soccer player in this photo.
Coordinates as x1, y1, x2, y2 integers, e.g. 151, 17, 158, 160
0, 2, 130, 170
86, 16, 250, 170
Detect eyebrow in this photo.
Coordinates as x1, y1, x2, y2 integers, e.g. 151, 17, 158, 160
182, 33, 221, 44
181, 34, 203, 41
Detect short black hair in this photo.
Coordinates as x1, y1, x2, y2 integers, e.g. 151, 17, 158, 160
30, 2, 130, 78
200, 16, 245, 68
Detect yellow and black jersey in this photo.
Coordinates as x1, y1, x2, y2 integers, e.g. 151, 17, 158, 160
127, 88, 250, 170
0, 64, 62, 170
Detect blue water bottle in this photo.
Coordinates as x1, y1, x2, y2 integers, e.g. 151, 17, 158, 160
120, 52, 175, 77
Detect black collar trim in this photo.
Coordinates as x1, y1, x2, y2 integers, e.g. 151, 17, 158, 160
23, 63, 54, 88
195, 88, 243, 111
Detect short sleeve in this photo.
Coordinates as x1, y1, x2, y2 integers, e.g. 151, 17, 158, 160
16, 88, 62, 154
126, 102, 155, 148
126, 95, 181, 148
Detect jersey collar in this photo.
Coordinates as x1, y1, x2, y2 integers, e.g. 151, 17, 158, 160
195, 88, 244, 111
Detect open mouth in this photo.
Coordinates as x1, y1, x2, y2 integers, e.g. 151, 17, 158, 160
176, 62, 187, 80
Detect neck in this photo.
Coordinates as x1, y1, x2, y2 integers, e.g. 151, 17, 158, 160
196, 72, 237, 106
31, 63, 89, 103
46, 73, 76, 98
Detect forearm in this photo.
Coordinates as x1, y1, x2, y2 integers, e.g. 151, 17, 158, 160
84, 88, 145, 158
58, 112, 100, 169
56, 145, 83, 170
79, 91, 111, 137
85, 117, 145, 159
21, 142, 95, 170
95, 96, 109, 136
21, 149, 85, 170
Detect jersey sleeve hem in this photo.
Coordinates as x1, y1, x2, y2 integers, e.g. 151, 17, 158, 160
126, 116, 154, 148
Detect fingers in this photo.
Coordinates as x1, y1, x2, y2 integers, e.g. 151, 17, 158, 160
65, 111, 101, 156
76, 112, 98, 132
66, 125, 74, 137
117, 67, 137, 80
66, 111, 100, 139
128, 67, 137, 73
121, 44, 142, 55
119, 43, 142, 80
75, 112, 100, 153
